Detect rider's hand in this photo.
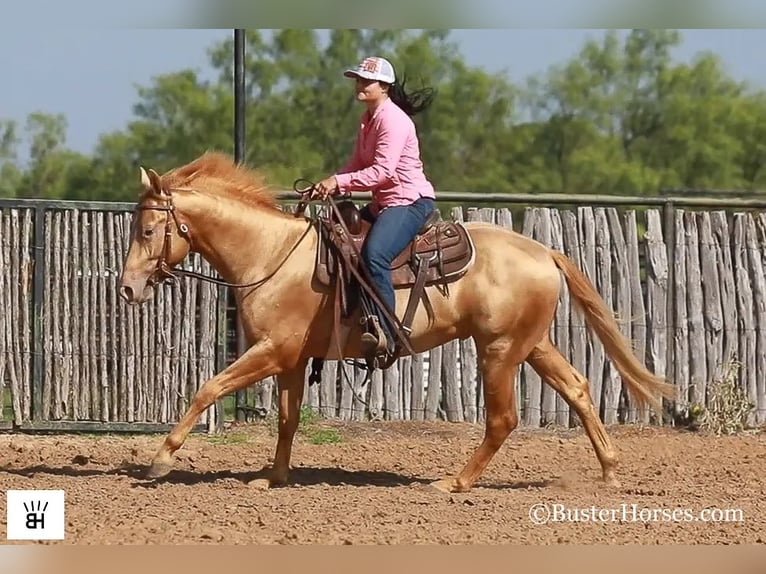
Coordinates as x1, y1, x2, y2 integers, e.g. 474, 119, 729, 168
313, 176, 338, 199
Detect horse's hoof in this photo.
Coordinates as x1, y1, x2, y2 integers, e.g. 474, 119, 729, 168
429, 478, 468, 494
248, 476, 287, 490
248, 465, 288, 490
248, 478, 273, 490
429, 479, 453, 493
603, 474, 621, 488
145, 460, 173, 479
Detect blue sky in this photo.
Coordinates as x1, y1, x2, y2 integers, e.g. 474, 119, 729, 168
3, 28, 766, 158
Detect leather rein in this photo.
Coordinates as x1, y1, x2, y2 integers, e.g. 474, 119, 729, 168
135, 184, 312, 291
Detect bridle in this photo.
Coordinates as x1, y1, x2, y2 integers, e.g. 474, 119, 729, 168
135, 190, 191, 287
133, 184, 313, 290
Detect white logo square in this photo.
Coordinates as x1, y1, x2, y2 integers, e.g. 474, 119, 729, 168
6, 490, 66, 540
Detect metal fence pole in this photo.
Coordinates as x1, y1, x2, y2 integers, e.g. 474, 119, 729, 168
233, 28, 248, 424
30, 206, 46, 423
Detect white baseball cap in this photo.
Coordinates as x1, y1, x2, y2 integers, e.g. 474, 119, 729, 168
343, 56, 396, 84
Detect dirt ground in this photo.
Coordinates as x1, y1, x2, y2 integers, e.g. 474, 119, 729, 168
0, 417, 764, 545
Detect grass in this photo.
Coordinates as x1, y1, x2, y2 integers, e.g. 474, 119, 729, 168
205, 431, 251, 446
670, 360, 755, 436
271, 405, 343, 445
296, 406, 343, 445
1, 383, 342, 447
205, 404, 343, 446
677, 359, 756, 435
222, 395, 237, 420
2, 387, 12, 421
697, 360, 755, 436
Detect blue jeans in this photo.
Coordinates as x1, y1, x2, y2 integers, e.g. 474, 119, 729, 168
359, 197, 436, 342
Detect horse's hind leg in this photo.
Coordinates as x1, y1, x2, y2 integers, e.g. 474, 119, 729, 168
526, 336, 620, 486
431, 337, 520, 494
249, 358, 308, 489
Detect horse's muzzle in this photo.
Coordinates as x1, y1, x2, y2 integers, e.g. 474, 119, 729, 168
119, 276, 153, 304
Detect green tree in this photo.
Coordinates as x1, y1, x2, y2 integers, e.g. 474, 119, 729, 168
7, 113, 92, 199
5, 28, 766, 201
733, 91, 766, 190
0, 120, 22, 198
520, 29, 760, 195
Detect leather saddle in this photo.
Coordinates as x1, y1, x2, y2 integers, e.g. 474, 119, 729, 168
315, 200, 474, 289
312, 200, 475, 358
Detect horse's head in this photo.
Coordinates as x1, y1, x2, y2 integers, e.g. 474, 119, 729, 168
119, 166, 192, 304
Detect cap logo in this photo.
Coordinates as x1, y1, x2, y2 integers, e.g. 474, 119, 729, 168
360, 58, 381, 73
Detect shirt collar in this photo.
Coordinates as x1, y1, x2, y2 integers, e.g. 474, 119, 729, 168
365, 96, 392, 123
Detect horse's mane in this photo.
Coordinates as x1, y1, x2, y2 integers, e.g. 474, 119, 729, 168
159, 151, 281, 211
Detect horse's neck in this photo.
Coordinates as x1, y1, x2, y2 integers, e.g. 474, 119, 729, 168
179, 193, 309, 285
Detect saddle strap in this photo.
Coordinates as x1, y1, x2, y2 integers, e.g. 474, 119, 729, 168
400, 252, 432, 337
328, 268, 373, 408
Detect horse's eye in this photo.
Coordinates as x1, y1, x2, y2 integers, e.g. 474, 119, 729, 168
142, 227, 154, 238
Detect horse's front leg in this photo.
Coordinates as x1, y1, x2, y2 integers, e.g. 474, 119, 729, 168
145, 339, 282, 479
249, 358, 308, 489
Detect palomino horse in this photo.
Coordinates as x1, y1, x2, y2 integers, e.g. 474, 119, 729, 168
118, 151, 674, 493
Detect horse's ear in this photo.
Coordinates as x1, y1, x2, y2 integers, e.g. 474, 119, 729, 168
139, 166, 152, 192
139, 166, 167, 196
148, 168, 168, 196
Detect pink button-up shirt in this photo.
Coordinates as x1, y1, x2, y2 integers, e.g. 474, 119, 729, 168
334, 97, 435, 215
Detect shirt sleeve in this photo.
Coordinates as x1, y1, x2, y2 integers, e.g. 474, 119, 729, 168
334, 114, 409, 192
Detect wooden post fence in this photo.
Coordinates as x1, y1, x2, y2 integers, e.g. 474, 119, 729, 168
2, 192, 766, 432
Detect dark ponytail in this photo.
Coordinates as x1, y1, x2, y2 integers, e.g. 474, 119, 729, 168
387, 72, 435, 117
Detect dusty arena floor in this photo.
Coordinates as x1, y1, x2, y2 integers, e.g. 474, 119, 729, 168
1, 417, 764, 544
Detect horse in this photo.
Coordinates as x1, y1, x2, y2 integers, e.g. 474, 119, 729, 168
118, 151, 675, 493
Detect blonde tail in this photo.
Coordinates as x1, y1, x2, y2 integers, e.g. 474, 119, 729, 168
550, 250, 675, 414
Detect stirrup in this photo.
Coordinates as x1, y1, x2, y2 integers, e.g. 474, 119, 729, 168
360, 316, 388, 358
